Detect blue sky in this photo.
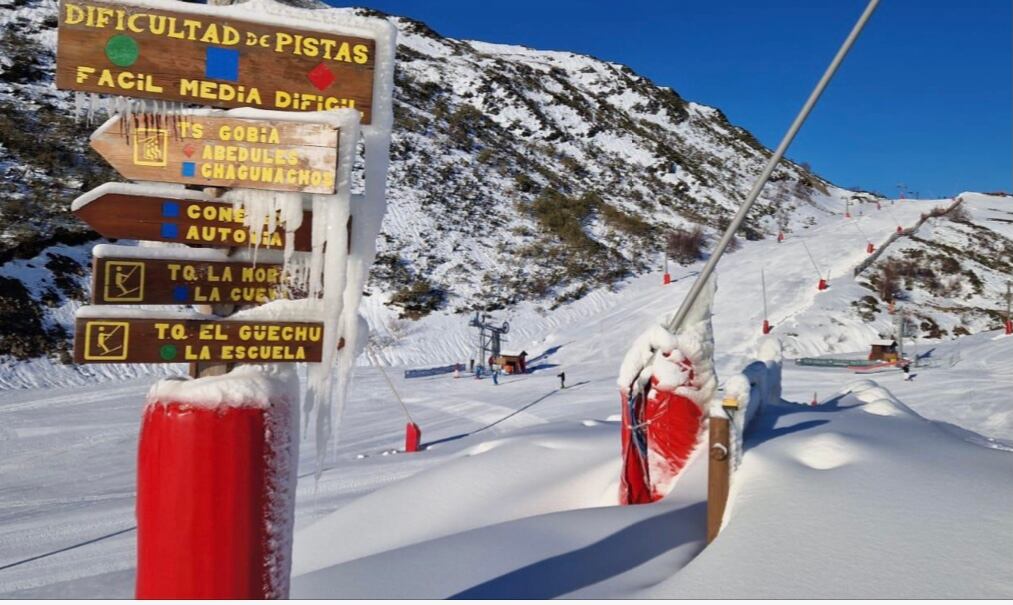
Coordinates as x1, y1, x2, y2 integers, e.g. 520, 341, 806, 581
329, 0, 1011, 198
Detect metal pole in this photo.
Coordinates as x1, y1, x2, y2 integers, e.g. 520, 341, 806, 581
852, 219, 870, 243
761, 268, 768, 322
800, 239, 824, 278
897, 310, 905, 361
663, 0, 879, 334
1006, 281, 1011, 324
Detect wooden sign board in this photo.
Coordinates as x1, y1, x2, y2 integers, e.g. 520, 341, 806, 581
92, 256, 295, 305
56, 0, 376, 123
73, 186, 312, 251
73, 316, 324, 363
91, 114, 340, 193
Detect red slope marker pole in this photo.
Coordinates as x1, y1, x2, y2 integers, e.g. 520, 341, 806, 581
761, 268, 772, 334
136, 397, 295, 599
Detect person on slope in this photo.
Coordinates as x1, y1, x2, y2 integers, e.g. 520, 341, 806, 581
557, 371, 566, 389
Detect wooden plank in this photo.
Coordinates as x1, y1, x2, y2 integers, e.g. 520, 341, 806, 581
73, 188, 312, 251
73, 316, 324, 363
56, 0, 375, 123
707, 415, 731, 544
90, 113, 340, 193
92, 255, 297, 305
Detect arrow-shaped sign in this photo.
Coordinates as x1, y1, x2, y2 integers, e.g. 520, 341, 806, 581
74, 314, 324, 364
91, 244, 297, 306
90, 110, 340, 193
72, 183, 312, 251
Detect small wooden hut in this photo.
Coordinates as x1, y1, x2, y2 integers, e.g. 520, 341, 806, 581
868, 339, 899, 362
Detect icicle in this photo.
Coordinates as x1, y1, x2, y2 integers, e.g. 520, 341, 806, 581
223, 189, 303, 271
86, 93, 99, 124
305, 191, 351, 471
72, 92, 85, 122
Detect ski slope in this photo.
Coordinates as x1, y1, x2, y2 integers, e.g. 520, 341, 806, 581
1, 195, 1012, 597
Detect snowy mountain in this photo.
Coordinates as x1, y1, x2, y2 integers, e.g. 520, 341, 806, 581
1, 0, 1011, 383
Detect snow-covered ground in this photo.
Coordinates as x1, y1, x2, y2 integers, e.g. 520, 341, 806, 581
1, 195, 1011, 597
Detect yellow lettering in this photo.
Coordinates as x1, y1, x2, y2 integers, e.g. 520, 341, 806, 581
65, 3, 85, 25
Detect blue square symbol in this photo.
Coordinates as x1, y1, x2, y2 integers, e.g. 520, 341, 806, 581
205, 47, 239, 82
161, 201, 180, 218
160, 223, 179, 239
172, 285, 189, 302
181, 162, 196, 178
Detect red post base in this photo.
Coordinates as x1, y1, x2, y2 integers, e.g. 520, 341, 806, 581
620, 368, 702, 505
762, 319, 771, 335
663, 272, 672, 285
1005, 320, 1012, 335
866, 242, 875, 254
817, 278, 828, 291
405, 422, 422, 452
136, 401, 289, 599
896, 225, 903, 234
811, 392, 818, 406
845, 212, 851, 219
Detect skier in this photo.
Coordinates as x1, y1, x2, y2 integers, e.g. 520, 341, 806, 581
902, 362, 913, 381
492, 366, 500, 385
557, 371, 566, 389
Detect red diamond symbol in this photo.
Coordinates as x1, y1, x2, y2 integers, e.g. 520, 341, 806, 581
307, 62, 336, 91
182, 143, 196, 158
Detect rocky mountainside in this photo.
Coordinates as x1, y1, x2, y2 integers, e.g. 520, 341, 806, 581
0, 0, 1009, 376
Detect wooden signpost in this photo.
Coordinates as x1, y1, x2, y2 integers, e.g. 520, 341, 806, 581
92, 254, 291, 306
56, 0, 377, 123
90, 113, 340, 193
72, 185, 312, 251
54, 0, 394, 596
73, 316, 324, 363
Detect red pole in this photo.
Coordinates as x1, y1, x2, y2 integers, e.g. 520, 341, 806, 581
136, 398, 294, 599
762, 319, 771, 334
866, 242, 875, 254
405, 422, 422, 452
777, 231, 785, 242
818, 278, 828, 290
1005, 319, 1012, 335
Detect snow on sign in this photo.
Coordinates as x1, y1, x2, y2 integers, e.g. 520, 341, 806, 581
55, 0, 376, 123
92, 251, 292, 306
72, 184, 312, 251
90, 112, 340, 193
73, 316, 324, 363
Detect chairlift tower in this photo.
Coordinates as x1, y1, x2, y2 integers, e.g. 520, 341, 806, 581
469, 311, 509, 369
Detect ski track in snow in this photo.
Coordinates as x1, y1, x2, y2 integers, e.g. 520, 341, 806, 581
1, 195, 1012, 596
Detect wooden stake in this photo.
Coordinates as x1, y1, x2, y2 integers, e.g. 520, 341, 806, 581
707, 414, 731, 543
191, 186, 236, 379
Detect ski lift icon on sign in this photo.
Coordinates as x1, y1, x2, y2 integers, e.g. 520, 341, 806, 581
104, 261, 145, 302
83, 321, 130, 361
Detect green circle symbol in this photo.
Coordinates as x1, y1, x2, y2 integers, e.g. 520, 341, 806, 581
159, 344, 178, 361
105, 34, 139, 67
